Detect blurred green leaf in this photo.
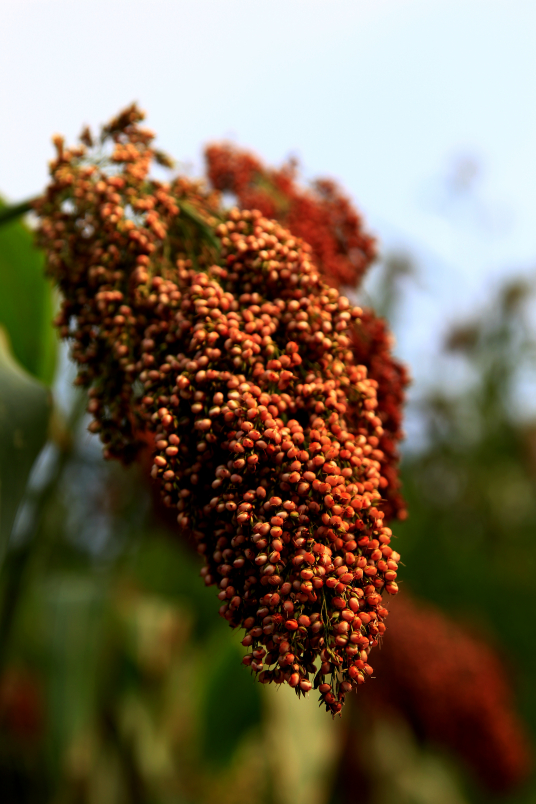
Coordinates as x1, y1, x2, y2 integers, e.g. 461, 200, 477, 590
130, 536, 263, 768
43, 575, 106, 770
200, 637, 262, 767
129, 535, 227, 641
0, 328, 51, 565
0, 198, 57, 385
264, 683, 341, 804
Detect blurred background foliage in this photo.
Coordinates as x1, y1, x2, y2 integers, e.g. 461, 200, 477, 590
0, 205, 535, 804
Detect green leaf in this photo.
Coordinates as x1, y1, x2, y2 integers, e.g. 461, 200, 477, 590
200, 636, 262, 767
177, 200, 222, 253
0, 328, 51, 565
0, 198, 57, 385
263, 682, 341, 804
40, 574, 107, 770
130, 534, 228, 641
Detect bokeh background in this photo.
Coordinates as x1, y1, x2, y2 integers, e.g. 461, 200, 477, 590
1, 1, 536, 802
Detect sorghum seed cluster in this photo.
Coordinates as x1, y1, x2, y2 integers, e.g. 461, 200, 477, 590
205, 142, 377, 290
36, 104, 220, 463
350, 309, 408, 521
36, 106, 403, 714
205, 142, 408, 520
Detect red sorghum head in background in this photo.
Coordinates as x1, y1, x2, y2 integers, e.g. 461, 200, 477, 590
35, 106, 404, 714
365, 594, 532, 791
0, 667, 44, 747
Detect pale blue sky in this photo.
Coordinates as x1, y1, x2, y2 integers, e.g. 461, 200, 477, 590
2, 0, 536, 407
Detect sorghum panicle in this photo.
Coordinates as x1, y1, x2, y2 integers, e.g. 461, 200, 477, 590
36, 106, 403, 714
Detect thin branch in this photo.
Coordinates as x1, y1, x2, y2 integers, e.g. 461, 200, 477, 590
0, 197, 221, 257
0, 199, 35, 227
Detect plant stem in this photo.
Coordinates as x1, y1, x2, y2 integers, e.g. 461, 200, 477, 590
0, 199, 35, 227
0, 401, 83, 670
0, 197, 221, 255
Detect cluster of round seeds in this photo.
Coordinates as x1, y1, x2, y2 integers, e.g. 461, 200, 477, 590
205, 142, 409, 520
350, 308, 408, 521
205, 142, 377, 289
36, 106, 403, 714
135, 211, 400, 712
35, 104, 221, 463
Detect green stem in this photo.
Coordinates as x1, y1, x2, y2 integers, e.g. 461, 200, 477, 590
0, 199, 35, 227
0, 401, 83, 670
0, 197, 221, 256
